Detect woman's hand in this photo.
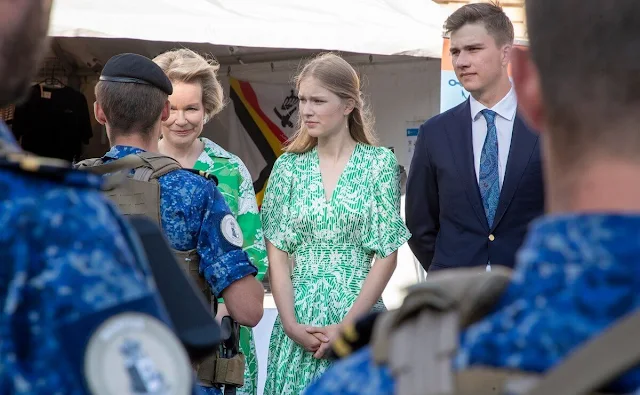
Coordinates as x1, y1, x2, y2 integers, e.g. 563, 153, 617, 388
305, 324, 342, 359
285, 323, 328, 353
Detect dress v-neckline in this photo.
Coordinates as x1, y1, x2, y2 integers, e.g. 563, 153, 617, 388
315, 143, 359, 204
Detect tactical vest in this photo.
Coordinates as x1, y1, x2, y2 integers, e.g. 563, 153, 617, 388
75, 153, 245, 389
370, 267, 640, 395
75, 153, 214, 309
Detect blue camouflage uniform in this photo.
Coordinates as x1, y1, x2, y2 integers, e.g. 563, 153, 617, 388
102, 145, 258, 395
0, 121, 203, 394
305, 214, 640, 395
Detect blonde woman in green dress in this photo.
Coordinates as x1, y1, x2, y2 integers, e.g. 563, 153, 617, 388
153, 49, 268, 395
261, 53, 411, 394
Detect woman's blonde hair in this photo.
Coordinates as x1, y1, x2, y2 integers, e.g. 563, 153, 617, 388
285, 53, 377, 153
153, 48, 225, 122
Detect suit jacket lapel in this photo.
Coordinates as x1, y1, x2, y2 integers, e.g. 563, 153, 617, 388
491, 114, 539, 231
446, 100, 489, 231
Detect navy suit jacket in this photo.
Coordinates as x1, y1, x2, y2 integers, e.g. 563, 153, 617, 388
406, 99, 544, 271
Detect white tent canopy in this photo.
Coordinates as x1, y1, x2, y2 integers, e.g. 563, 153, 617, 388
49, 0, 447, 68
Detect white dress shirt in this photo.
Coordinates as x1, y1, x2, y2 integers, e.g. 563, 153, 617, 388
469, 87, 517, 189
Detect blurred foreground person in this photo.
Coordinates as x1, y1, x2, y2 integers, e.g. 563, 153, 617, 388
0, 1, 201, 394
306, 0, 640, 394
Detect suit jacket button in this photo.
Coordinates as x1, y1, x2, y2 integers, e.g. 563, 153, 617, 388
488, 234, 495, 241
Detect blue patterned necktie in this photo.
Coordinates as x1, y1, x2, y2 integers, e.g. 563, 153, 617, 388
479, 109, 500, 228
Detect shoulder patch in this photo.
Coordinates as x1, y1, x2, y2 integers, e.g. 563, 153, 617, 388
221, 214, 244, 247
84, 312, 192, 395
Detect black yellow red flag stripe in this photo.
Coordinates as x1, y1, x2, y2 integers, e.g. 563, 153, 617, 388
229, 77, 289, 207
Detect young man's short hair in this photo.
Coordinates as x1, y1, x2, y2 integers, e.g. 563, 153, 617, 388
95, 81, 167, 136
444, 2, 514, 46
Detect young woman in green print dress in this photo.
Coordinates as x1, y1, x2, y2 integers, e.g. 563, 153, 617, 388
153, 49, 268, 395
261, 53, 411, 394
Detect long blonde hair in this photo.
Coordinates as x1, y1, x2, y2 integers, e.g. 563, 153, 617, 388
153, 48, 226, 122
285, 53, 377, 153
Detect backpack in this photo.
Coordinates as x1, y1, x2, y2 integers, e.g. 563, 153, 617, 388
371, 267, 639, 395
75, 152, 214, 311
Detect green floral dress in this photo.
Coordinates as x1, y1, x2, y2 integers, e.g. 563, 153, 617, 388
193, 137, 268, 395
261, 144, 411, 395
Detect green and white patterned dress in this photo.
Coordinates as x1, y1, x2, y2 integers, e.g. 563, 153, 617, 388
261, 143, 411, 395
193, 137, 268, 395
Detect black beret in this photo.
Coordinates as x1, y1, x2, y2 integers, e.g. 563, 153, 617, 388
100, 53, 173, 95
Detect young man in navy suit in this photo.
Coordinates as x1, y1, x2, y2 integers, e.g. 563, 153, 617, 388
406, 2, 544, 272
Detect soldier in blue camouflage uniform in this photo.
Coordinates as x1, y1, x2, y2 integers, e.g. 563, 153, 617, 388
0, 1, 204, 394
85, 53, 265, 395
305, 1, 640, 394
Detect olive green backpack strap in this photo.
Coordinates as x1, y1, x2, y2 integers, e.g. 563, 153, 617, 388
131, 152, 183, 181
75, 153, 184, 191
371, 267, 513, 395
75, 156, 136, 190
75, 156, 139, 174
74, 157, 105, 170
